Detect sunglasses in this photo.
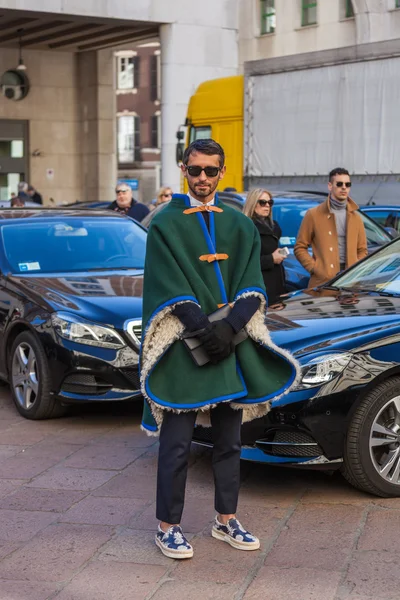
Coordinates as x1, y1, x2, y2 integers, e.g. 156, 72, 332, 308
116, 188, 130, 194
258, 199, 274, 207
162, 193, 172, 197
185, 165, 220, 177
335, 181, 351, 188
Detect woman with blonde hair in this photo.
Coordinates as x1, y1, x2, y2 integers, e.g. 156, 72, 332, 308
156, 186, 173, 206
243, 188, 287, 306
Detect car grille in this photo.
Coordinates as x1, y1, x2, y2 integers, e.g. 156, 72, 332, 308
125, 319, 142, 347
257, 430, 322, 458
193, 425, 213, 445
121, 368, 140, 390
61, 374, 112, 395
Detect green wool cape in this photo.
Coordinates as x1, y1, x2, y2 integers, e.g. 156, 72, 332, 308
140, 194, 299, 435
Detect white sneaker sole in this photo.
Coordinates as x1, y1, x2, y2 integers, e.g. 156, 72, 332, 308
212, 527, 260, 551
155, 536, 194, 559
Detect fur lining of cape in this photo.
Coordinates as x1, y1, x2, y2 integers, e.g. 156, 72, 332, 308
140, 295, 301, 435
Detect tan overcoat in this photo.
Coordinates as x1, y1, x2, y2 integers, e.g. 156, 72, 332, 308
294, 196, 368, 288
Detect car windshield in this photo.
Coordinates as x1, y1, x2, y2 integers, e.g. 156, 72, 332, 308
1, 217, 147, 274
335, 239, 400, 294
272, 201, 391, 248
359, 211, 391, 245
272, 201, 319, 247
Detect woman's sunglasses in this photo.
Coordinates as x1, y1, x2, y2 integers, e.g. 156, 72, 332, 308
258, 199, 274, 207
185, 166, 220, 177
335, 181, 352, 188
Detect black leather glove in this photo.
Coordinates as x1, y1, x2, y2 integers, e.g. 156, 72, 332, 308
197, 319, 235, 364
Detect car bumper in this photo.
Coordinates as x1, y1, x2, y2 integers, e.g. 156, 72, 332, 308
192, 375, 366, 466
43, 335, 142, 403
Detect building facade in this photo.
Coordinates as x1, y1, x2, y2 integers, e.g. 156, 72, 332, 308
240, 0, 400, 65
0, 0, 239, 204
116, 42, 161, 204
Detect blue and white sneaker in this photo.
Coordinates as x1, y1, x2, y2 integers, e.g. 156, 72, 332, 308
212, 516, 260, 551
155, 525, 194, 559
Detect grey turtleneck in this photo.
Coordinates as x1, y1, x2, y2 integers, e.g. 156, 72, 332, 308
330, 196, 347, 264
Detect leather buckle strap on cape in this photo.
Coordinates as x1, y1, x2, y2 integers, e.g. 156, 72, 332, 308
199, 253, 229, 263
183, 206, 224, 214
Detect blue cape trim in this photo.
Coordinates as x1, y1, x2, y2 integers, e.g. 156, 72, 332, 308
234, 287, 268, 306
195, 211, 228, 306
141, 421, 158, 432
145, 375, 248, 410
143, 295, 199, 336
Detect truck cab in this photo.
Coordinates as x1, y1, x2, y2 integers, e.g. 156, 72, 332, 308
176, 75, 244, 192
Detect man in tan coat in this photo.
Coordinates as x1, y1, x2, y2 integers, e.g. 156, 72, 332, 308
294, 168, 368, 288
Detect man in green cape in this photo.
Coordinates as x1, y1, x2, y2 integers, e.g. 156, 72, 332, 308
140, 139, 299, 559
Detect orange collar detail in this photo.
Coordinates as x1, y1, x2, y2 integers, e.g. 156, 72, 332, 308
183, 205, 223, 215
199, 253, 229, 263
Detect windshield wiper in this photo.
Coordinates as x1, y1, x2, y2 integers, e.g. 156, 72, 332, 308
320, 285, 354, 292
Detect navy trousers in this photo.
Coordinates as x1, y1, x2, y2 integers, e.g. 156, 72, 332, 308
156, 403, 243, 523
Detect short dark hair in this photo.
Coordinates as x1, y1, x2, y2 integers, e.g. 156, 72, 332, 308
329, 167, 350, 182
183, 139, 225, 168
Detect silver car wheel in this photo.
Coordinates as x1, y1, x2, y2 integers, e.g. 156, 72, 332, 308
11, 342, 39, 411
369, 395, 400, 485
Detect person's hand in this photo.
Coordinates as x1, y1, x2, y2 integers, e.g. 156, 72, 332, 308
272, 249, 285, 264
197, 320, 235, 364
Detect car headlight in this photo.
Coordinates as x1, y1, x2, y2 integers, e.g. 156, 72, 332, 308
51, 312, 125, 349
295, 352, 352, 390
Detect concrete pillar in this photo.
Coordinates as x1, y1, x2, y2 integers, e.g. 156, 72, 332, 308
160, 21, 239, 193
77, 48, 116, 202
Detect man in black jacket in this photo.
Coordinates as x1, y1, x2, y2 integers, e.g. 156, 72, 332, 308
108, 184, 149, 222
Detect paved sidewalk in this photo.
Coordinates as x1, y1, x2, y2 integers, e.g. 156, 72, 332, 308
0, 389, 398, 600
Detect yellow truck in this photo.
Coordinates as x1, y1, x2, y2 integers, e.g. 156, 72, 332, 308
176, 75, 244, 193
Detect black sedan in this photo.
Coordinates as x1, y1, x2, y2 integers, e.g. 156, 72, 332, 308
193, 238, 400, 497
0, 209, 144, 419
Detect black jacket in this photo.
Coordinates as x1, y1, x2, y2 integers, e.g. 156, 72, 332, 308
108, 200, 149, 222
254, 217, 286, 306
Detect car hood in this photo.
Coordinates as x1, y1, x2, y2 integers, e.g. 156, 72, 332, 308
268, 288, 400, 358
8, 270, 144, 327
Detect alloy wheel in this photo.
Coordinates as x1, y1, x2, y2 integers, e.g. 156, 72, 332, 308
11, 342, 39, 411
369, 395, 400, 485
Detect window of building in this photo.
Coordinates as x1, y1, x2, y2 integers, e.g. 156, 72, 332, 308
150, 53, 161, 101
301, 0, 317, 26
117, 115, 140, 163
345, 0, 354, 18
260, 0, 275, 35
150, 112, 161, 149
116, 55, 140, 90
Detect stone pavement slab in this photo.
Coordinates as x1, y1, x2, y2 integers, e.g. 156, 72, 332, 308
265, 503, 365, 571
0, 392, 399, 599
243, 566, 343, 600
0, 580, 57, 600
0, 523, 113, 581
58, 495, 148, 525
53, 560, 167, 600
0, 488, 88, 512
26, 466, 117, 490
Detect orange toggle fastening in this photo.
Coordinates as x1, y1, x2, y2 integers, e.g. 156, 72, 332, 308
217, 302, 234, 308
199, 253, 229, 263
183, 205, 223, 215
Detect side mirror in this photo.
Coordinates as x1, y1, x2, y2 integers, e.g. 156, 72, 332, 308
176, 128, 185, 165
384, 226, 398, 239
